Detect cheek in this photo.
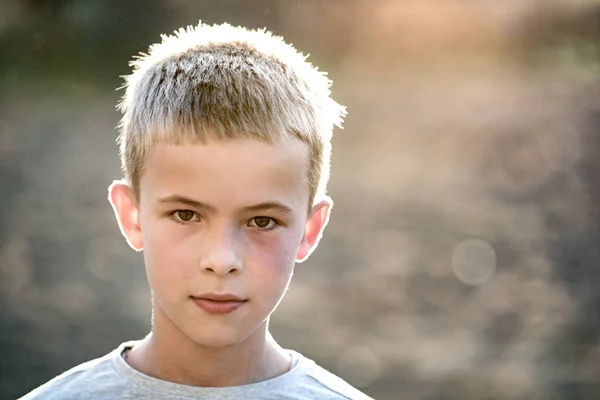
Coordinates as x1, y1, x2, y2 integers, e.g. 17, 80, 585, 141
247, 230, 300, 277
140, 212, 303, 289
142, 219, 194, 290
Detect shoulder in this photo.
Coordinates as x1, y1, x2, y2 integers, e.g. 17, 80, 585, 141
293, 352, 375, 400
17, 344, 130, 400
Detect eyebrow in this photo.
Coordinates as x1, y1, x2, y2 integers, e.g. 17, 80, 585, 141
158, 195, 217, 213
157, 195, 293, 215
242, 202, 294, 215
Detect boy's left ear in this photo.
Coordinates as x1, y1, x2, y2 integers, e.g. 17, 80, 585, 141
296, 197, 333, 263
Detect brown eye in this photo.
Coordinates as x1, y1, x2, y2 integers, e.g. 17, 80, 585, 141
253, 217, 271, 228
174, 210, 196, 222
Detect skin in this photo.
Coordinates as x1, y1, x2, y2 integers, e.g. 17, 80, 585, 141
108, 136, 331, 387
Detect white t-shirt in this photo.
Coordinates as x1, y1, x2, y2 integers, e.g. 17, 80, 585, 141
18, 341, 374, 399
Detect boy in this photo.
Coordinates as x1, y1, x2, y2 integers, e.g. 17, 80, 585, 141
20, 21, 372, 399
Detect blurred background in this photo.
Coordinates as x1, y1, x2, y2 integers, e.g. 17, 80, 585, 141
1, 1, 600, 399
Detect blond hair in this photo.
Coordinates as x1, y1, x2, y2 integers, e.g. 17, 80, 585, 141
117, 21, 346, 206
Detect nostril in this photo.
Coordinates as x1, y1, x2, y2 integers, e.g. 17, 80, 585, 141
199, 257, 243, 275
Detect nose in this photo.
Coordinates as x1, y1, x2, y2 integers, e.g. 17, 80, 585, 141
198, 225, 244, 276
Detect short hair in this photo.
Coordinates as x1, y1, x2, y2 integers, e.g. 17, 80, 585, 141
117, 21, 346, 206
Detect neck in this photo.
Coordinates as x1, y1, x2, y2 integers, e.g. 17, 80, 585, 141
125, 308, 291, 387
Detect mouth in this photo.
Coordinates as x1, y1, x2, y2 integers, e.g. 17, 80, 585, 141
191, 293, 248, 314
194, 293, 247, 302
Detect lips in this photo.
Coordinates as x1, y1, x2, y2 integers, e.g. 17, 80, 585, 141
191, 293, 247, 314
196, 293, 246, 302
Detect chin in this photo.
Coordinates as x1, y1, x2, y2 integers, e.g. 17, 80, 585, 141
186, 325, 254, 348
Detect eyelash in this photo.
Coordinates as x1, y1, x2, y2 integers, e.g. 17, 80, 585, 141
169, 210, 201, 225
168, 210, 280, 232
248, 217, 280, 232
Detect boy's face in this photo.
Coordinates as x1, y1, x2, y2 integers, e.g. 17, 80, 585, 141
109, 137, 331, 348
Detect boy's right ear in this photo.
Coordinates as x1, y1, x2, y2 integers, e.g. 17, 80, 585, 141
108, 180, 143, 252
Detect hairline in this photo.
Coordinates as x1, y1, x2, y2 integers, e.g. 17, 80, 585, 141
129, 132, 320, 213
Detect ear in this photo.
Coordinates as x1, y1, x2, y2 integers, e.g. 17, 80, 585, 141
296, 197, 333, 263
108, 180, 143, 252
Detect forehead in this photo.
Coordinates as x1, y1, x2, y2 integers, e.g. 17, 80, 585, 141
140, 137, 310, 211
